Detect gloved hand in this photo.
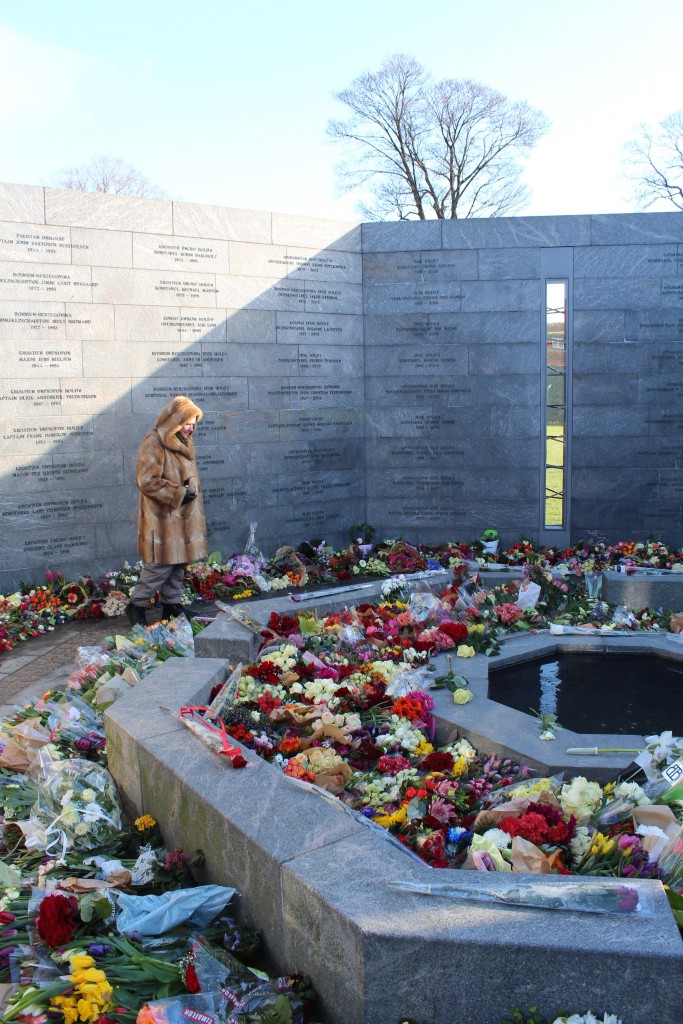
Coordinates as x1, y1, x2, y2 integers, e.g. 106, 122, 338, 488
181, 488, 197, 505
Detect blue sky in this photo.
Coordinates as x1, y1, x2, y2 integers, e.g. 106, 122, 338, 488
1, 0, 681, 221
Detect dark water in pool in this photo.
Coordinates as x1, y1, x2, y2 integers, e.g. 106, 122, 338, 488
488, 653, 683, 734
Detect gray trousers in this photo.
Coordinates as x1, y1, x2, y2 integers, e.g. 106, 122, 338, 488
129, 563, 186, 606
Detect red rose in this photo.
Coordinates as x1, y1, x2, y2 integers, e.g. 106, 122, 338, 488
36, 891, 81, 947
439, 621, 468, 642
422, 751, 455, 773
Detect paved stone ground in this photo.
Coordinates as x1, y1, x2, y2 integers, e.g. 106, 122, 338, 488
0, 605, 219, 717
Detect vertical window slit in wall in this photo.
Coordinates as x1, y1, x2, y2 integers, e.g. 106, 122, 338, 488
544, 280, 568, 530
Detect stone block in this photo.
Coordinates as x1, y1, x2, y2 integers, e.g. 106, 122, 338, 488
297, 344, 363, 378
271, 213, 361, 251
573, 435, 681, 469
572, 405, 651, 436
367, 467, 465, 499
460, 279, 540, 312
574, 309, 626, 343
70, 226, 133, 268
467, 341, 540, 375
92, 267, 219, 307
216, 273, 305, 312
490, 405, 540, 436
275, 311, 362, 346
442, 214, 591, 249
364, 375, 455, 406
574, 243, 683, 278
247, 375, 363, 410
113, 303, 227, 343
249, 438, 363, 476
0, 300, 113, 343
460, 436, 542, 469
363, 280, 462, 315
192, 443, 252, 480
172, 201, 271, 243
601, 573, 683, 612
279, 408, 361, 441
0, 184, 45, 224
625, 309, 683, 342
361, 220, 441, 252
0, 261, 94, 302
449, 374, 539, 408
304, 281, 362, 315
365, 342, 466, 377
368, 437, 467, 470
662, 278, 683, 306
572, 340, 653, 375
1, 521, 96, 570
477, 246, 542, 279
589, 212, 683, 245
83, 339, 207, 378
571, 467, 648, 501
133, 232, 230, 273
0, 485, 134, 532
0, 221, 72, 264
130, 378, 247, 414
225, 308, 276, 344
215, 409, 281, 443
273, 468, 363, 506
363, 310, 538, 344
364, 406, 462, 439
229, 241, 362, 284
574, 276, 662, 310
0, 339, 83, 379
362, 248, 477, 283
0, 415, 94, 456
0, 448, 124, 494
573, 372, 640, 406
45, 189, 172, 233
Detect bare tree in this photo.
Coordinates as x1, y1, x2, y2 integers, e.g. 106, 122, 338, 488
624, 112, 683, 211
327, 54, 549, 220
52, 155, 166, 198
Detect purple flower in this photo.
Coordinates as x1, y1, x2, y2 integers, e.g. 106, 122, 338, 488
75, 738, 92, 751
616, 886, 639, 912
617, 834, 639, 852
88, 942, 111, 957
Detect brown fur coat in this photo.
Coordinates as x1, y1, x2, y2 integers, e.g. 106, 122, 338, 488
136, 396, 208, 564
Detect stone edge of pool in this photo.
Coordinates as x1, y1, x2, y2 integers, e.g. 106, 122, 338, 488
103, 576, 683, 1024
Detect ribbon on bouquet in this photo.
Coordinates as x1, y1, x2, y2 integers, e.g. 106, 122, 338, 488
173, 705, 248, 769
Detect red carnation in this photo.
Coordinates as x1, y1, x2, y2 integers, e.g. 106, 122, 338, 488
184, 963, 201, 993
36, 891, 81, 947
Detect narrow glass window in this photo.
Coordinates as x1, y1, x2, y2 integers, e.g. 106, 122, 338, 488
545, 280, 568, 529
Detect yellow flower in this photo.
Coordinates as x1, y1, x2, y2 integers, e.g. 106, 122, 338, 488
373, 805, 408, 828
69, 954, 95, 971
456, 644, 475, 658
414, 738, 434, 755
451, 757, 467, 777
453, 688, 474, 704
468, 623, 485, 634
135, 814, 156, 831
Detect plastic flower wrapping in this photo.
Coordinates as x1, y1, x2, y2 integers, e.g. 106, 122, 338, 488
18, 755, 122, 854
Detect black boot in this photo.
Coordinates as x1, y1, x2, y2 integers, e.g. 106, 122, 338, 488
126, 603, 147, 626
162, 603, 187, 620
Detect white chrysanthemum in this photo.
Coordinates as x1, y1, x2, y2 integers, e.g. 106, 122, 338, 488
483, 828, 512, 849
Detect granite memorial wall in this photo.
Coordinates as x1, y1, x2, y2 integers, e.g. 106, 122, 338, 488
0, 181, 681, 590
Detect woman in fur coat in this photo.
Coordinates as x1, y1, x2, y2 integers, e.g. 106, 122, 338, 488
127, 395, 208, 624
